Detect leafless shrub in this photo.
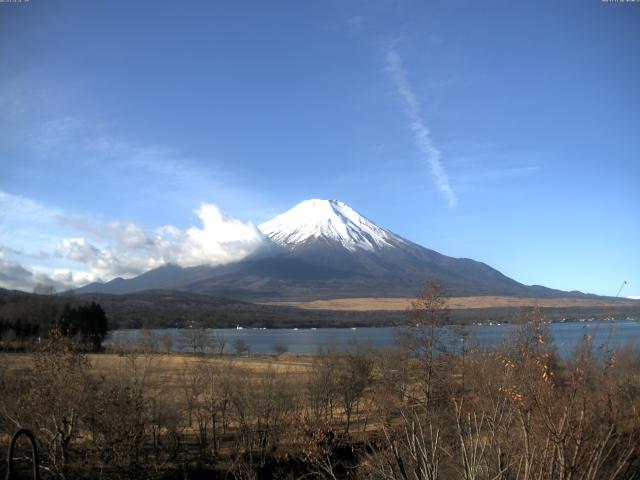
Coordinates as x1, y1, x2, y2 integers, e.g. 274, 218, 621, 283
362, 407, 442, 480
190, 358, 235, 455
233, 338, 251, 357
230, 367, 295, 468
86, 353, 157, 477
180, 328, 211, 355
301, 425, 346, 480
305, 346, 339, 425
336, 342, 374, 434
18, 329, 91, 478
274, 343, 288, 356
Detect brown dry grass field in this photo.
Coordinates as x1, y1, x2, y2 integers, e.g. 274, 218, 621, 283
0, 351, 313, 395
263, 295, 639, 311
1, 351, 315, 379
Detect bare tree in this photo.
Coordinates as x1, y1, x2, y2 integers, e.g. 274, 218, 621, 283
306, 346, 339, 424
233, 338, 250, 357
87, 352, 157, 476
336, 342, 373, 433
138, 329, 160, 353
273, 343, 288, 356
180, 328, 210, 355
399, 280, 450, 406
230, 367, 294, 468
180, 359, 203, 428
210, 331, 227, 355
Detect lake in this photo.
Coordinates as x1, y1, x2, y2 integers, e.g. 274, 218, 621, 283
106, 319, 640, 357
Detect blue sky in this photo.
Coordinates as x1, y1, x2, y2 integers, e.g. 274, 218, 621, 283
1, 0, 638, 297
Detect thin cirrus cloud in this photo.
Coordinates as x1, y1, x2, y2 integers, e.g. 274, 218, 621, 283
0, 191, 269, 292
385, 48, 458, 208
0, 81, 275, 225
1, 89, 276, 291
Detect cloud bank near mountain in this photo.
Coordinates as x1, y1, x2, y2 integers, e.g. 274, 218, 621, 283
0, 191, 268, 292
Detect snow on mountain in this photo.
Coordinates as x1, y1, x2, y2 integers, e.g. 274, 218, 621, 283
259, 199, 406, 252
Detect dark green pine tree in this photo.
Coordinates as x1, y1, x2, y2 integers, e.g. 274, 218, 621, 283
58, 302, 109, 351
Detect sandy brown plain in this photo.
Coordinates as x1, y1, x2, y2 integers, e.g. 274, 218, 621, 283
262, 295, 640, 311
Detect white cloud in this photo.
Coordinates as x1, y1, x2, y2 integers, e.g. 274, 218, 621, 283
628, 295, 640, 300
385, 48, 457, 208
0, 191, 270, 291
56, 203, 268, 281
174, 203, 267, 267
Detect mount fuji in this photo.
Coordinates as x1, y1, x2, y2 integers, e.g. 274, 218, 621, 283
259, 199, 407, 253
76, 199, 576, 300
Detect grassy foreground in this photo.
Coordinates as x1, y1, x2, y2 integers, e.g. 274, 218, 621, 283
2, 311, 640, 479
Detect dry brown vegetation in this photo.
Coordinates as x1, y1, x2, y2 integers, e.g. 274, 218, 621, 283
263, 296, 639, 311
2, 284, 640, 479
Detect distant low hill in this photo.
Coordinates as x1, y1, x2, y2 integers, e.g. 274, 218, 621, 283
74, 289, 399, 329
2, 287, 638, 331
0, 287, 400, 329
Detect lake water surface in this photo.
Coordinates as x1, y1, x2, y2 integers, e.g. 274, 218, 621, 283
107, 319, 640, 357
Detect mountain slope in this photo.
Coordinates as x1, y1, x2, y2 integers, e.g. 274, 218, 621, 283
256, 199, 538, 298
76, 199, 588, 300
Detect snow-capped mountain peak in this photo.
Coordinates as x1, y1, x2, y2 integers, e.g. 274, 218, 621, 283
258, 199, 405, 252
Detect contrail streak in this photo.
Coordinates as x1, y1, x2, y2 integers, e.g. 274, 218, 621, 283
386, 48, 457, 208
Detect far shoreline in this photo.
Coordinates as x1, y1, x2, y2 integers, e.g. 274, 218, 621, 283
108, 314, 639, 331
